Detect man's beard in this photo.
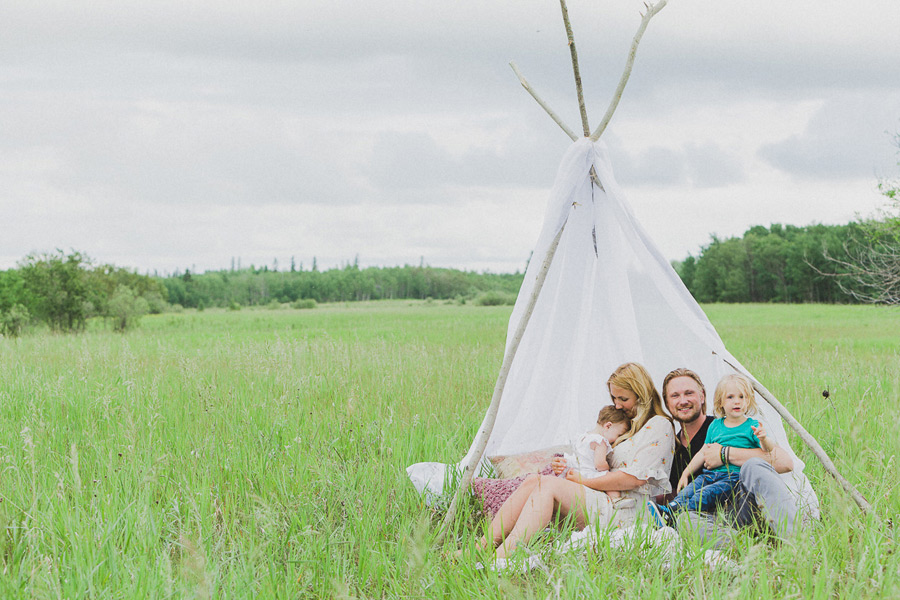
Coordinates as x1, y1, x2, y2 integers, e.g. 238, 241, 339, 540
674, 405, 703, 424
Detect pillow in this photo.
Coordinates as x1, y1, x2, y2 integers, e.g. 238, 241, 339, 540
488, 444, 572, 479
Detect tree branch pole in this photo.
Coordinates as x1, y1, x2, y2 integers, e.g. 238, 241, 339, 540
559, 0, 590, 137
509, 64, 604, 191
438, 224, 567, 541
590, 0, 668, 141
510, 62, 578, 142
721, 358, 873, 514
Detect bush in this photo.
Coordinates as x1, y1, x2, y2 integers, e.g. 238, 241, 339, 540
228, 301, 241, 311
473, 291, 517, 306
0, 304, 31, 337
267, 300, 282, 310
292, 298, 317, 310
144, 291, 167, 314
107, 285, 149, 332
169, 303, 184, 313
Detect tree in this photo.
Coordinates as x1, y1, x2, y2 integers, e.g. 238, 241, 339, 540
19, 250, 92, 331
107, 285, 150, 332
0, 304, 30, 337
818, 135, 900, 304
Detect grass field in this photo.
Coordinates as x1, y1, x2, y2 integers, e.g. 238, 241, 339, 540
0, 301, 897, 598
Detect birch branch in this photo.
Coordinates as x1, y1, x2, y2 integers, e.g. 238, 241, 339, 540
590, 0, 668, 141
722, 358, 873, 514
510, 62, 605, 193
437, 223, 568, 542
510, 62, 578, 142
559, 0, 590, 136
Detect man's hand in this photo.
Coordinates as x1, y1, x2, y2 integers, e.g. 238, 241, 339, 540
702, 442, 724, 469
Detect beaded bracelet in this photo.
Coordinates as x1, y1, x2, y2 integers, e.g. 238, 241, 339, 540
720, 445, 727, 466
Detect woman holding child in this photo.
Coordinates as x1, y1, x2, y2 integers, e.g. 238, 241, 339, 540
476, 362, 675, 560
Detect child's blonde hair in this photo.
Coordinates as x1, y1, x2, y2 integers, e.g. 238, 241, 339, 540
713, 374, 759, 418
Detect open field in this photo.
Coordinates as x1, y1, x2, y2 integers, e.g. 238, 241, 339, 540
0, 301, 898, 598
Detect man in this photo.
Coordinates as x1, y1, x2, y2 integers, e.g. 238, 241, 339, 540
660, 368, 804, 546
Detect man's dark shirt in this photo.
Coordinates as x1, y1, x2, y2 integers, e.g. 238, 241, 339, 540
669, 415, 715, 492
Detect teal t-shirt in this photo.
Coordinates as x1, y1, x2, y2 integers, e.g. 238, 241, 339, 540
704, 417, 761, 473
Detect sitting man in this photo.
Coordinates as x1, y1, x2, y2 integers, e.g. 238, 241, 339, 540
659, 367, 806, 546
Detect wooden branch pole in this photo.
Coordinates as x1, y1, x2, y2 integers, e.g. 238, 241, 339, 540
590, 0, 668, 141
438, 224, 567, 541
723, 359, 873, 514
559, 0, 590, 136
510, 62, 578, 142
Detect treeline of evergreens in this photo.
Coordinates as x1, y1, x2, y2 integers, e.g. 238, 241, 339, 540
675, 222, 864, 303
161, 264, 525, 309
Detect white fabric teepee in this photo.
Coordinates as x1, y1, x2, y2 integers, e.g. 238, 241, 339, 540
407, 138, 819, 517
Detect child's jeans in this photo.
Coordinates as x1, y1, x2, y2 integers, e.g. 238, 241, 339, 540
669, 469, 741, 513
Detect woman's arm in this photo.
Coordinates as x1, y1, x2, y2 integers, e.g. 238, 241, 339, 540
568, 469, 645, 492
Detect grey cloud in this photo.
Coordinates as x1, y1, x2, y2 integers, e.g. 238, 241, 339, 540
604, 139, 744, 189
684, 143, 745, 188
607, 142, 687, 187
364, 122, 566, 197
758, 94, 900, 180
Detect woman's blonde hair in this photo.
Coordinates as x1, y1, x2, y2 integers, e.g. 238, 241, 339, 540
607, 362, 670, 444
712, 374, 759, 418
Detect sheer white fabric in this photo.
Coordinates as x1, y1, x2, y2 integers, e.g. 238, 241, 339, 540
407, 138, 819, 518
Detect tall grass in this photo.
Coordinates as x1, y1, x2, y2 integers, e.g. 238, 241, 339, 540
0, 301, 897, 598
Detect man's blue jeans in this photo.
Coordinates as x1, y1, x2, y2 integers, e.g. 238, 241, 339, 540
675, 458, 806, 548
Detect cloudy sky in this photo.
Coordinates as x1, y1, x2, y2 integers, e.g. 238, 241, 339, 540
3, 0, 899, 274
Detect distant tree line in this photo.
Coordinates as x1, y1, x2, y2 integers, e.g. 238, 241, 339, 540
674, 222, 869, 304
0, 250, 166, 335
4, 212, 897, 337
160, 263, 525, 309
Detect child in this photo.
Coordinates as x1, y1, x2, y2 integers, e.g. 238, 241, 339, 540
648, 373, 774, 528
563, 406, 631, 497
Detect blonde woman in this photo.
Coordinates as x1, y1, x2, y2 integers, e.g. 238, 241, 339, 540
475, 362, 675, 561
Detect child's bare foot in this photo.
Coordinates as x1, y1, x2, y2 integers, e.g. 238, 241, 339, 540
607, 490, 621, 499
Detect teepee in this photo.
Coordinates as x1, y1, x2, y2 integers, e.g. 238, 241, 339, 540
406, 0, 870, 530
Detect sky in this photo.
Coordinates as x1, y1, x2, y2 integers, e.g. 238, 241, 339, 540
2, 0, 899, 275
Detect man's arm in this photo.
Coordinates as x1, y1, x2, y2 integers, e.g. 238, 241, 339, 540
703, 442, 793, 473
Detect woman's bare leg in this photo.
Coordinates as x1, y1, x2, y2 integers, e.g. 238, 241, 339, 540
475, 475, 541, 551
495, 477, 591, 559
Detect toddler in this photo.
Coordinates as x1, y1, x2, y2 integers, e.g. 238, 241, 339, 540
563, 406, 631, 496
648, 373, 774, 528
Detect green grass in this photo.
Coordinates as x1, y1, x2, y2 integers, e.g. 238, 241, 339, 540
0, 301, 898, 598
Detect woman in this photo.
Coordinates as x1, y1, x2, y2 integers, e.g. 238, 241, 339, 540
476, 362, 675, 560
